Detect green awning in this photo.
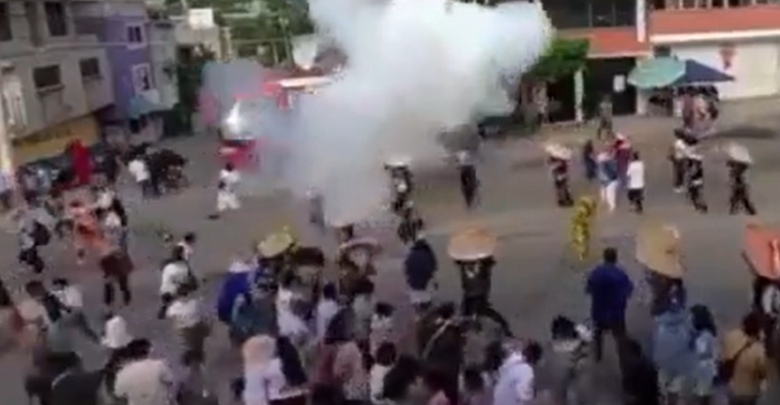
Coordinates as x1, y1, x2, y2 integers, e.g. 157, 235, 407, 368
627, 57, 686, 89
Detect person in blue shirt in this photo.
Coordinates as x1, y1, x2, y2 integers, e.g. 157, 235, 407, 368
597, 152, 620, 212
587, 247, 634, 362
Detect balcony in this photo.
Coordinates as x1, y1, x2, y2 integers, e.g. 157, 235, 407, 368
649, 4, 780, 41
544, 0, 636, 30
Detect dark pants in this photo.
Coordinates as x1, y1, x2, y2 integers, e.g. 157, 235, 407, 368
103, 272, 132, 307
688, 185, 708, 212
730, 185, 757, 215
597, 120, 613, 139
461, 184, 477, 209
672, 160, 684, 189
627, 188, 644, 213
139, 180, 155, 198
462, 295, 513, 337
729, 395, 758, 405
594, 319, 627, 362
19, 248, 45, 273
554, 180, 573, 207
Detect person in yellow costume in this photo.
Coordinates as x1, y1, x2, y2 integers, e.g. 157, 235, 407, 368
571, 196, 597, 262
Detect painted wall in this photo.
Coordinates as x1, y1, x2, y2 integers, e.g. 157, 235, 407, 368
672, 41, 780, 100
73, 1, 153, 120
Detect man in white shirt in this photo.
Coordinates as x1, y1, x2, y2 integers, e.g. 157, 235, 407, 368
114, 339, 177, 405
215, 163, 241, 216
128, 157, 152, 197
492, 341, 542, 405
626, 151, 645, 214
315, 283, 340, 342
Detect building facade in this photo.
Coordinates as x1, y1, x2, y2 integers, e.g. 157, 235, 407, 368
0, 0, 114, 172
148, 16, 179, 110
73, 0, 165, 142
546, 0, 780, 119
649, 1, 780, 100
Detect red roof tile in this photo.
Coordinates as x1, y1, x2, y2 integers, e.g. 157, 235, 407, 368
650, 5, 780, 35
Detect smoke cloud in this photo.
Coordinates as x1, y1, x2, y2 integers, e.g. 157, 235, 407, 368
295, 0, 552, 226
203, 0, 552, 227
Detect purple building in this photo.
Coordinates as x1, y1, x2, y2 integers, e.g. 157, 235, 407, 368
73, 0, 163, 141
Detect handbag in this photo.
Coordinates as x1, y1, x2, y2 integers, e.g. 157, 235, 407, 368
716, 339, 754, 384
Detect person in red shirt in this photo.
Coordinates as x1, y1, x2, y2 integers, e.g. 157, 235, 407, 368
68, 141, 92, 187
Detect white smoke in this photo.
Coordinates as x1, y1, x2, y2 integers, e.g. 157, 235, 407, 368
290, 0, 553, 226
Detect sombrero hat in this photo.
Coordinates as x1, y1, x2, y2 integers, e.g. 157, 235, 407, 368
385, 156, 411, 168
257, 231, 295, 258
743, 222, 780, 280
636, 219, 683, 279
725, 142, 752, 164
543, 143, 572, 160
448, 226, 497, 261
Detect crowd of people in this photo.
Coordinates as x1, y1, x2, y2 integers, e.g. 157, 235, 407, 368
0, 124, 776, 405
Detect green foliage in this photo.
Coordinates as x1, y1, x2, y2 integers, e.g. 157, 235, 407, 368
528, 37, 589, 82
176, 46, 216, 131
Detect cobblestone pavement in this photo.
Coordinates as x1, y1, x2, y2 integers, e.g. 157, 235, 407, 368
1, 98, 780, 404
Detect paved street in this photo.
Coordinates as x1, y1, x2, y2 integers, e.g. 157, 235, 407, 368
2, 98, 780, 404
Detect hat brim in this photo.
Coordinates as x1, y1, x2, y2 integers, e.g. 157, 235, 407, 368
258, 234, 294, 257
636, 221, 683, 278
743, 223, 780, 280
448, 228, 497, 261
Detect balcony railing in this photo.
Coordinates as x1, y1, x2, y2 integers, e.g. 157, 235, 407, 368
545, 0, 636, 29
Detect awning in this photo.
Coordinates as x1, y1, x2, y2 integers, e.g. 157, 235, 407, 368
627, 57, 685, 89
673, 60, 734, 85
127, 93, 166, 119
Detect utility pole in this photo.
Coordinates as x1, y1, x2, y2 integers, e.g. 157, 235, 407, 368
0, 62, 17, 209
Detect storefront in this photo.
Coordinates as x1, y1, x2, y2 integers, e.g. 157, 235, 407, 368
11, 115, 100, 166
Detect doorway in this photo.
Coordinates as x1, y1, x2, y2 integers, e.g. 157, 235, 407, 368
584, 57, 638, 118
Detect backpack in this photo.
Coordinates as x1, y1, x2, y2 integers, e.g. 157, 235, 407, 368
32, 222, 51, 246
716, 340, 754, 385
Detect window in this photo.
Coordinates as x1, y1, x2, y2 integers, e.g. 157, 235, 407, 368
33, 65, 62, 90
131, 64, 153, 93
44, 2, 68, 37
654, 46, 672, 57
79, 58, 101, 79
0, 3, 11, 41
126, 24, 145, 46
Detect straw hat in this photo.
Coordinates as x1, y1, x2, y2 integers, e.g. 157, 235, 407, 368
743, 222, 780, 280
725, 142, 752, 164
544, 143, 572, 160
102, 315, 133, 349
448, 226, 497, 261
636, 219, 683, 278
257, 231, 295, 258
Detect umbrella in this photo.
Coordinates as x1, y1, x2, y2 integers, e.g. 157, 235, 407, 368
673, 60, 734, 85
627, 57, 685, 89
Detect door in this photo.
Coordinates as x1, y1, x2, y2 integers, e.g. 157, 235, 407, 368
584, 57, 637, 117
546, 74, 576, 123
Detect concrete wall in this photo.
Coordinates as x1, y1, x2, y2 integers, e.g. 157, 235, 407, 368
0, 0, 114, 137
671, 40, 780, 100
72, 0, 154, 119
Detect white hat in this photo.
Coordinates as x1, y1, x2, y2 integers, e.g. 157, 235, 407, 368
102, 315, 133, 349
385, 156, 411, 167
544, 143, 572, 160
725, 142, 752, 164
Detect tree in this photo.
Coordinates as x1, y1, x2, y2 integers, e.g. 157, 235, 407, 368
176, 46, 215, 132
527, 37, 589, 83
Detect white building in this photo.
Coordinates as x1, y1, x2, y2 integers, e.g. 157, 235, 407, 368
0, 0, 114, 174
